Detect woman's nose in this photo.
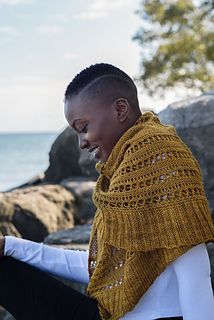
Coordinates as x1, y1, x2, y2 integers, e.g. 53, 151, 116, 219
78, 134, 88, 149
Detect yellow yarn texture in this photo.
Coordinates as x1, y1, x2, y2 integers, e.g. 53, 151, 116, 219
87, 112, 214, 320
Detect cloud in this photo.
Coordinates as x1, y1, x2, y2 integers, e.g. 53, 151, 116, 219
47, 14, 68, 22
0, 75, 66, 133
38, 25, 63, 35
0, 26, 18, 35
63, 52, 77, 61
0, 0, 34, 5
75, 0, 131, 20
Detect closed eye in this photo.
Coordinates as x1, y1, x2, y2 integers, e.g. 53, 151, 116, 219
80, 125, 87, 134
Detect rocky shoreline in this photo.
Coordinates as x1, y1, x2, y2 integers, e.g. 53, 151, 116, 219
0, 92, 214, 320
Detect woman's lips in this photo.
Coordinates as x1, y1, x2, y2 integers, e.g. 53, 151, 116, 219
88, 146, 101, 159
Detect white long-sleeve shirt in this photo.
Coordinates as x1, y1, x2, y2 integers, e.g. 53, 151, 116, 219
4, 236, 214, 320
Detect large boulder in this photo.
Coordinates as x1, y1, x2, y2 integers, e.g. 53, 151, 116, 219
158, 92, 214, 214
44, 127, 82, 182
207, 242, 214, 291
0, 307, 15, 320
0, 185, 75, 242
78, 149, 98, 177
44, 127, 98, 183
44, 224, 91, 246
61, 178, 96, 224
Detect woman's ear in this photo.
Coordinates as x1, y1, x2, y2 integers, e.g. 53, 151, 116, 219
113, 98, 129, 122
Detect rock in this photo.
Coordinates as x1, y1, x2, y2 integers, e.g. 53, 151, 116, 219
0, 184, 75, 242
7, 173, 45, 191
0, 222, 21, 238
44, 224, 92, 245
158, 92, 214, 214
61, 178, 96, 224
78, 149, 98, 178
0, 307, 15, 320
0, 194, 21, 237
158, 93, 214, 129
44, 127, 82, 182
44, 126, 98, 183
207, 242, 214, 292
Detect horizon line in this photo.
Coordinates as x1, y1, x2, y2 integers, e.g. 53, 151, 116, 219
0, 130, 61, 135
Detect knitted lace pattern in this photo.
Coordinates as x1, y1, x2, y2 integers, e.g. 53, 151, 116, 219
87, 112, 214, 320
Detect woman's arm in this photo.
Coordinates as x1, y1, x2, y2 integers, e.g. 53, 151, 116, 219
173, 243, 214, 320
3, 236, 89, 284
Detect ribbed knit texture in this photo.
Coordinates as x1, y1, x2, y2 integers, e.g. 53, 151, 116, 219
87, 112, 214, 320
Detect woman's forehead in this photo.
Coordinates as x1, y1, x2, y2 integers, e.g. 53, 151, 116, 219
64, 97, 104, 127
65, 94, 109, 119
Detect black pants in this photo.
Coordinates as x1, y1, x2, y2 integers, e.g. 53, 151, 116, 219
0, 257, 101, 320
0, 257, 183, 320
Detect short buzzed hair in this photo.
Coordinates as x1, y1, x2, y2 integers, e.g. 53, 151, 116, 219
64, 63, 139, 109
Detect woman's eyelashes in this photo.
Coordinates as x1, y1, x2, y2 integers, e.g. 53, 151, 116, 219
74, 122, 88, 134
80, 125, 87, 133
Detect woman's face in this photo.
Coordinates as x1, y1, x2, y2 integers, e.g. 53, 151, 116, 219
64, 94, 126, 163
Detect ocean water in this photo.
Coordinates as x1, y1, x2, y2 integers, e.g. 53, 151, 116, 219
0, 133, 58, 192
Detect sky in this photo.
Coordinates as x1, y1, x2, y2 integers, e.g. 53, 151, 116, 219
0, 0, 187, 133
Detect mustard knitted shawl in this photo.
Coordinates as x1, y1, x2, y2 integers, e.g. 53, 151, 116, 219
87, 112, 214, 320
